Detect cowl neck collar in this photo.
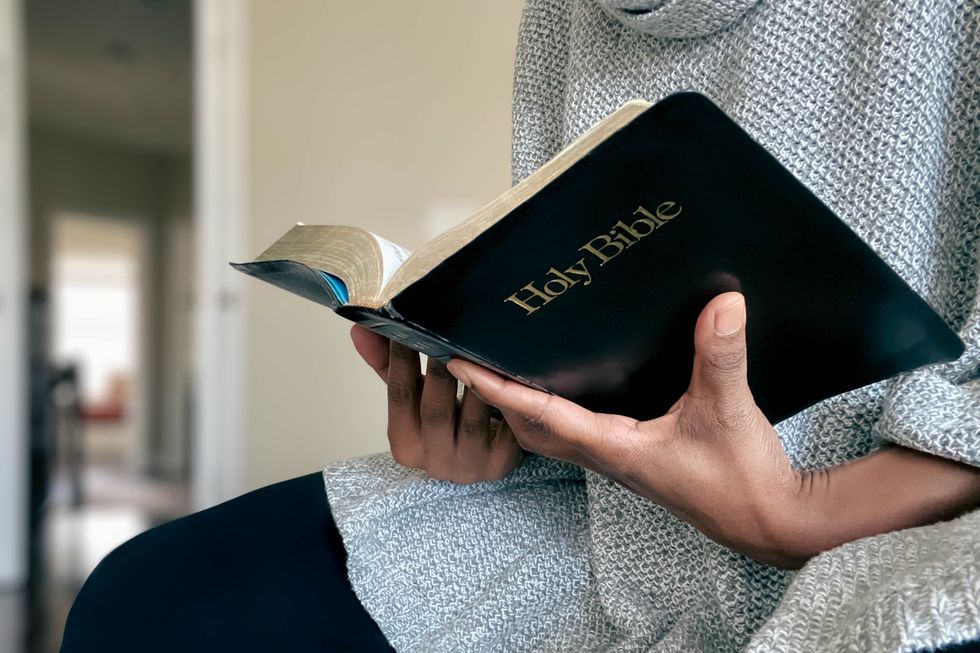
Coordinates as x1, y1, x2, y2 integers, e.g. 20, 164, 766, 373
596, 0, 762, 38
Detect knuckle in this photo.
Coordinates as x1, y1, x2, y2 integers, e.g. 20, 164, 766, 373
705, 346, 746, 375
425, 360, 454, 380
458, 418, 485, 438
574, 415, 623, 467
519, 395, 555, 438
387, 380, 416, 408
518, 412, 550, 439
420, 401, 453, 425
489, 422, 513, 448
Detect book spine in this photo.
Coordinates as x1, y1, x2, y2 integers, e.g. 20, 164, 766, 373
337, 306, 547, 394
336, 306, 460, 362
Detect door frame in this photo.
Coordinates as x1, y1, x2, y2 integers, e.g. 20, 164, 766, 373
192, 0, 248, 510
0, 0, 27, 588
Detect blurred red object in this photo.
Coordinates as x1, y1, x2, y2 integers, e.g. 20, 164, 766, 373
80, 372, 129, 422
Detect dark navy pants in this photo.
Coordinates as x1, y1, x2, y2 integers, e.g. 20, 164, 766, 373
59, 471, 980, 653
61, 472, 393, 652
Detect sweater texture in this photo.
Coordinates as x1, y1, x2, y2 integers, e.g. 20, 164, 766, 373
324, 0, 980, 650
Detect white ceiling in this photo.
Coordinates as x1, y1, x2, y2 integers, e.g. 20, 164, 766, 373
25, 0, 192, 154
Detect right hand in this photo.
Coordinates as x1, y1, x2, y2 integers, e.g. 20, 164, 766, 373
351, 325, 523, 483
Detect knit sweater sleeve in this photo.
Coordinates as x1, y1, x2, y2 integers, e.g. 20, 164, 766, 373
321, 453, 599, 651
509, 0, 571, 186
872, 275, 980, 467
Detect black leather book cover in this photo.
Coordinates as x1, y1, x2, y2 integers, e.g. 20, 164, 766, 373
386, 92, 964, 423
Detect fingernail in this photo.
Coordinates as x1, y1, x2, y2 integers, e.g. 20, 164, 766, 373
714, 295, 745, 336
446, 361, 472, 387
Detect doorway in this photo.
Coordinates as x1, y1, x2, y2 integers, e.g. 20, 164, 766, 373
21, 1, 195, 651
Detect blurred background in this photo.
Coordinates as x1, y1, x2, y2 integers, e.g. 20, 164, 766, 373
0, 0, 523, 650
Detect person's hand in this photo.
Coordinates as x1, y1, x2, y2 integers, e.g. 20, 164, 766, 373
447, 292, 800, 563
351, 325, 523, 483
446, 292, 980, 569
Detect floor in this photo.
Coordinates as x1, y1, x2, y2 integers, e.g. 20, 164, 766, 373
0, 421, 189, 653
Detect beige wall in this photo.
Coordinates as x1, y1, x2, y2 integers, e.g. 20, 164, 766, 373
243, 1, 525, 487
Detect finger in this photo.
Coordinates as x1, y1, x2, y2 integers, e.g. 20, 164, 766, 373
419, 357, 460, 477
687, 292, 754, 418
446, 360, 613, 466
350, 325, 390, 382
484, 420, 524, 480
386, 341, 423, 466
456, 386, 491, 448
491, 417, 518, 449
452, 388, 493, 482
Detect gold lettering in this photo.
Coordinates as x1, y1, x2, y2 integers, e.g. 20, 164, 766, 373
563, 258, 592, 286
632, 206, 667, 235
504, 282, 554, 316
656, 201, 682, 220
612, 229, 637, 248
505, 201, 682, 315
613, 220, 644, 241
580, 234, 625, 265
547, 267, 578, 287
543, 278, 570, 296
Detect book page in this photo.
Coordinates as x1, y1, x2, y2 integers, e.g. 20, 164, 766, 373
379, 100, 651, 302
252, 224, 388, 306
242, 101, 651, 309
372, 232, 412, 291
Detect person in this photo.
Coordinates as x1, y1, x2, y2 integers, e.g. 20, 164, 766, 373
63, 0, 980, 651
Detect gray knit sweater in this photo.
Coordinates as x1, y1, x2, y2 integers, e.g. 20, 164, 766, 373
323, 1, 980, 651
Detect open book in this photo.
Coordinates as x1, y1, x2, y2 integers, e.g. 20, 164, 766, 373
233, 92, 963, 423
241, 99, 650, 310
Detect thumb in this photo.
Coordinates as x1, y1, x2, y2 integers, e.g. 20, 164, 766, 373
687, 292, 753, 414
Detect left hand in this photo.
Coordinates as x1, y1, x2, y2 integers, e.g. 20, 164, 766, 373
447, 292, 804, 567
350, 325, 523, 483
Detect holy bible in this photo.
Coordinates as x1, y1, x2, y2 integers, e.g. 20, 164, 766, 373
232, 92, 964, 423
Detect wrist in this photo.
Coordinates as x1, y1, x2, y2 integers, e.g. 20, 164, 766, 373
781, 473, 836, 568
744, 468, 824, 570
